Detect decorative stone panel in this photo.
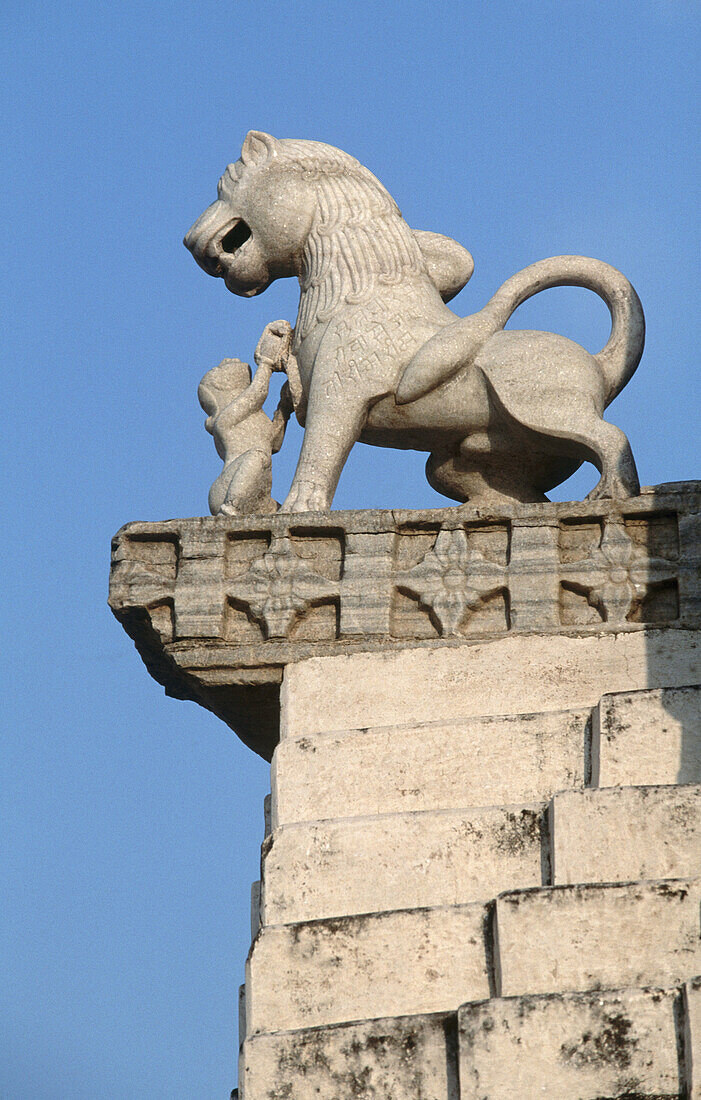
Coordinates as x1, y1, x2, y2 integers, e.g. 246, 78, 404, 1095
559, 513, 680, 626
393, 523, 510, 637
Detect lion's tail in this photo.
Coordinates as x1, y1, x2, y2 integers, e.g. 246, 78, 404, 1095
483, 256, 645, 404
396, 255, 644, 407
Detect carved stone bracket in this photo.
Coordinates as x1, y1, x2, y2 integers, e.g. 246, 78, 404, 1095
110, 482, 700, 757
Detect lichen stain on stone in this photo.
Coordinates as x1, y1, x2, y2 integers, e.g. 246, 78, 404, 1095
495, 809, 543, 855
454, 818, 484, 844
588, 1091, 671, 1099
651, 881, 688, 901
602, 706, 629, 744
264, 1025, 437, 1099
278, 1032, 331, 1071
559, 1009, 636, 1070
514, 995, 541, 1019
668, 796, 697, 831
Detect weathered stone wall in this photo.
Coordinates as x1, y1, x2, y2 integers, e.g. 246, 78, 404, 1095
241, 682, 701, 1098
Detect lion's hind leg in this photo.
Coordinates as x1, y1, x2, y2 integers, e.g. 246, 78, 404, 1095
508, 388, 640, 500
495, 392, 640, 501
476, 332, 640, 502
580, 415, 640, 500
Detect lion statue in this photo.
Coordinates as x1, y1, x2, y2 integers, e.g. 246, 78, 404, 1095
184, 130, 644, 512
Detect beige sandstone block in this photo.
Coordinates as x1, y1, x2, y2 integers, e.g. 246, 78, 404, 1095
272, 709, 588, 827
458, 986, 682, 1100
240, 1011, 458, 1100
261, 804, 546, 925
245, 903, 489, 1036
281, 630, 700, 739
594, 684, 701, 788
495, 879, 701, 998
551, 784, 701, 887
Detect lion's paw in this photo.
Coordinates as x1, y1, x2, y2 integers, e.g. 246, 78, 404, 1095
586, 470, 639, 501
280, 481, 330, 513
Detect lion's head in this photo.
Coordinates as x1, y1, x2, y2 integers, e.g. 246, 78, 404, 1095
185, 131, 474, 329
184, 131, 321, 297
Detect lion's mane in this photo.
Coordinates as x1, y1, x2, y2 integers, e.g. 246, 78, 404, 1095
248, 139, 428, 341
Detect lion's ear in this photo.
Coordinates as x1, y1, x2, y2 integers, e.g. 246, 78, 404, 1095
241, 130, 277, 167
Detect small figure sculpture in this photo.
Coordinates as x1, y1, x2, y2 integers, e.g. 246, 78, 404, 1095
198, 320, 297, 516
185, 131, 645, 512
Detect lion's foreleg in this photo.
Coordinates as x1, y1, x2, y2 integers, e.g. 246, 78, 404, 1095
280, 386, 369, 513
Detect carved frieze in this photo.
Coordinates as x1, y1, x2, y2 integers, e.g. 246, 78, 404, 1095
226, 534, 340, 640
559, 515, 679, 626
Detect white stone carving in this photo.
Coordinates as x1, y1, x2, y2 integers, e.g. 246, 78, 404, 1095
185, 131, 645, 511
561, 522, 676, 624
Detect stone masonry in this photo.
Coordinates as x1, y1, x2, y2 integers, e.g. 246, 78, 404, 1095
111, 482, 701, 1098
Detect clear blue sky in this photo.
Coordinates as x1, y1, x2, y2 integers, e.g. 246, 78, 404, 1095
3, 2, 698, 1096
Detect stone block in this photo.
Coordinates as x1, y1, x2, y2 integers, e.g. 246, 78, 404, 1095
594, 684, 701, 788
261, 804, 546, 925
494, 878, 701, 998
240, 1011, 458, 1100
238, 983, 246, 1051
245, 903, 490, 1036
272, 708, 588, 827
250, 881, 260, 939
281, 629, 700, 739
458, 986, 682, 1099
550, 784, 701, 887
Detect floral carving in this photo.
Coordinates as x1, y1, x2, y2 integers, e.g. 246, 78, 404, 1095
560, 522, 676, 624
228, 535, 338, 639
395, 528, 507, 636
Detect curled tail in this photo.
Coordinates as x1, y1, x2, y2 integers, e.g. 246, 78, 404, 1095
485, 256, 645, 402
396, 255, 645, 406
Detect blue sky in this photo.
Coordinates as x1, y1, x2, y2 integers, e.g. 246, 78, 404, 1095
2, 2, 698, 1096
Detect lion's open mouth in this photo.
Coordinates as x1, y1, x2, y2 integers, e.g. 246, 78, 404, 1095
184, 203, 252, 277
220, 219, 252, 254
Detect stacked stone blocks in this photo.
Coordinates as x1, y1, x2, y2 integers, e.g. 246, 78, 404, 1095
243, 684, 701, 1098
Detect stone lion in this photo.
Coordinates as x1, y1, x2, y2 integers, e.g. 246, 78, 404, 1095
185, 131, 645, 512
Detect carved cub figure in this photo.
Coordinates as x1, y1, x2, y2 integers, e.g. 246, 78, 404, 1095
198, 321, 295, 516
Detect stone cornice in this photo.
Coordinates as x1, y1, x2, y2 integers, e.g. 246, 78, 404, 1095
109, 482, 701, 758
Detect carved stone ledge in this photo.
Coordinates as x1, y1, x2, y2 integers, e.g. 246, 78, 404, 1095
109, 482, 701, 758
